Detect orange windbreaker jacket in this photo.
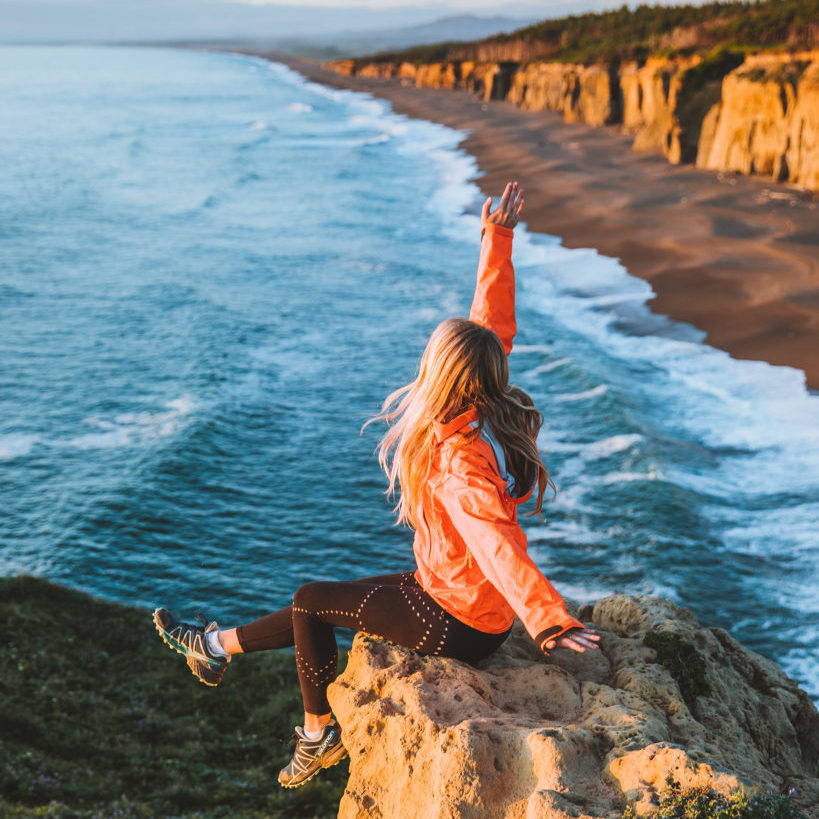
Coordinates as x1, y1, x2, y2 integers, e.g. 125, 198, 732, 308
412, 222, 585, 650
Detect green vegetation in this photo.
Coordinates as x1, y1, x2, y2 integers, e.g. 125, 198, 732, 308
352, 0, 818, 67
488, 0, 818, 63
678, 44, 746, 90
362, 41, 467, 66
739, 59, 811, 83
643, 629, 711, 707
622, 773, 806, 819
0, 576, 348, 818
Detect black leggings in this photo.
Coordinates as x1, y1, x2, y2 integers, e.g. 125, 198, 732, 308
235, 570, 511, 714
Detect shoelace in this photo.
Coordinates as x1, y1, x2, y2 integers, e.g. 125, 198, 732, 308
279, 731, 299, 752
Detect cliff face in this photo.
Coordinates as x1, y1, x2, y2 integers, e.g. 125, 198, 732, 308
697, 52, 819, 189
507, 62, 621, 126
327, 594, 819, 819
328, 50, 819, 191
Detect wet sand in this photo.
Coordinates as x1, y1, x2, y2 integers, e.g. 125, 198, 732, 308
270, 55, 819, 389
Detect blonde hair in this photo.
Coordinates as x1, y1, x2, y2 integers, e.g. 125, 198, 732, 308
363, 318, 555, 528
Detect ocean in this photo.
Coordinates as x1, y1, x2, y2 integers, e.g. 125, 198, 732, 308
1, 45, 817, 703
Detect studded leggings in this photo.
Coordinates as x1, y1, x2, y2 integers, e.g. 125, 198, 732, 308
234, 570, 511, 714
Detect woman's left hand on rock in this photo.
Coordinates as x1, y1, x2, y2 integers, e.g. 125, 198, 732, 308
544, 627, 601, 653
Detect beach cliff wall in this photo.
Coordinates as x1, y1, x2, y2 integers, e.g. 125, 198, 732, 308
328, 50, 819, 191
327, 594, 819, 819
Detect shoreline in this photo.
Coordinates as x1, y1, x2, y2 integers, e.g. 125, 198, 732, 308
266, 54, 819, 390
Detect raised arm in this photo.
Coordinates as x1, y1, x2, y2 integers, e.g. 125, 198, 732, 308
468, 181, 524, 356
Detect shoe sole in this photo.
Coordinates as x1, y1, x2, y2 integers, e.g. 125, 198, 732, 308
278, 743, 349, 789
152, 609, 223, 687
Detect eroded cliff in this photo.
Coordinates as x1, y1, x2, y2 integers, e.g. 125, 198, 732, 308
327, 594, 819, 819
328, 50, 819, 191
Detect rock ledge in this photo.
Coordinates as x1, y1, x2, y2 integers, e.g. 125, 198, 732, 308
327, 595, 819, 819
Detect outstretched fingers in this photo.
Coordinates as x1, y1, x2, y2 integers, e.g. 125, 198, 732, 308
504, 182, 523, 225
515, 189, 524, 219
498, 181, 513, 214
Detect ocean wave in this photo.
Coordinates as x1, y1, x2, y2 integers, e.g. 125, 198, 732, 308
1, 397, 197, 458
598, 469, 663, 484
583, 433, 644, 459
522, 358, 572, 378
65, 396, 195, 450
511, 344, 555, 355
553, 384, 609, 403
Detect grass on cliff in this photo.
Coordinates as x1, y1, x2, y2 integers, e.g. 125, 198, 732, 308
623, 773, 806, 819
643, 629, 711, 708
0, 576, 348, 818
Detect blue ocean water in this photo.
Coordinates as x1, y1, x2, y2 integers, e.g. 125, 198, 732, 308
1, 45, 817, 703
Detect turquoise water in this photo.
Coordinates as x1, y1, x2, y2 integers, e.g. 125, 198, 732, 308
1, 45, 817, 702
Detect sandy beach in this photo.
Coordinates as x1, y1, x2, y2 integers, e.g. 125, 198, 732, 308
270, 56, 819, 390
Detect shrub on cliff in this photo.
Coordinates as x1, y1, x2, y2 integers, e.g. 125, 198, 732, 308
623, 773, 806, 819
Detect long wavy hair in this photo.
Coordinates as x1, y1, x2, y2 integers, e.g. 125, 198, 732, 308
363, 318, 555, 529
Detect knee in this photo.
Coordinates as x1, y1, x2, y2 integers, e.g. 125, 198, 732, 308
292, 581, 327, 613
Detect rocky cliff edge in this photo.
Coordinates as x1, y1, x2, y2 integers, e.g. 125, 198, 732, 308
327, 595, 819, 818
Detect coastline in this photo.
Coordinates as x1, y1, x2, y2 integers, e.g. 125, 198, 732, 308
266, 54, 819, 389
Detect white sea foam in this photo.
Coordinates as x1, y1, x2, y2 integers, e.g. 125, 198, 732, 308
0, 397, 194, 459
553, 384, 609, 403
523, 358, 572, 378
511, 344, 555, 355
551, 580, 615, 606
64, 395, 195, 451
599, 469, 663, 484
286, 102, 313, 114
0, 433, 41, 460
583, 434, 644, 459
527, 519, 603, 546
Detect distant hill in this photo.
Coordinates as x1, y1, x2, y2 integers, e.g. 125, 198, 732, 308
267, 14, 536, 60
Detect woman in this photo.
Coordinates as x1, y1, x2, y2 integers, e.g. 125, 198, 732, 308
153, 181, 600, 789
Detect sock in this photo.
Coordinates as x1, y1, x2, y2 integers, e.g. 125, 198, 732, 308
206, 629, 228, 658
303, 726, 324, 740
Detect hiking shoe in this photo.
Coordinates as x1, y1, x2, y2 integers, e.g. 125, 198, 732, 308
278, 719, 348, 789
152, 608, 230, 687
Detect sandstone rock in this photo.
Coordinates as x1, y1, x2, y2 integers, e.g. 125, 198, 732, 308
462, 62, 505, 101
328, 595, 818, 819
619, 55, 727, 164
415, 62, 459, 90
698, 51, 819, 188
397, 62, 417, 82
506, 62, 618, 126
357, 62, 397, 80
507, 62, 574, 113
328, 59, 356, 77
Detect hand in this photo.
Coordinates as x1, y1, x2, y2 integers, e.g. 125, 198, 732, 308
481, 181, 524, 230
542, 626, 600, 654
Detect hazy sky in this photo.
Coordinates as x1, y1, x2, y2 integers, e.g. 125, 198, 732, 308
0, 0, 704, 43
